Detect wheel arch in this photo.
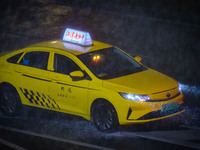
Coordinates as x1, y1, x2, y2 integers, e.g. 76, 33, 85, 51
90, 98, 118, 122
0, 81, 23, 116
0, 82, 21, 101
0, 82, 18, 91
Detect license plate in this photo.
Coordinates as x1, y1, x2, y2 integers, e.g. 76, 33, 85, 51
162, 102, 179, 112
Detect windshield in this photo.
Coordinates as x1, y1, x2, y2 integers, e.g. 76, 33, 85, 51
78, 47, 147, 79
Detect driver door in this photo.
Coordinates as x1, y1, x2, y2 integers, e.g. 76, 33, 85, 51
48, 53, 89, 115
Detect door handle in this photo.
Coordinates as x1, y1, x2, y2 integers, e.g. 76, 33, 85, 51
51, 76, 60, 82
15, 69, 23, 73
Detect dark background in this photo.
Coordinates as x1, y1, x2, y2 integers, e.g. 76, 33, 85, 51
0, 1, 200, 149
0, 0, 200, 86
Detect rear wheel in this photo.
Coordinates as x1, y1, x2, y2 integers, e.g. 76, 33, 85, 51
0, 84, 22, 116
92, 101, 119, 132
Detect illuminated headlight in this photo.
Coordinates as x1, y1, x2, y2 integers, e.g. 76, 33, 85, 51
119, 93, 151, 102
178, 83, 182, 92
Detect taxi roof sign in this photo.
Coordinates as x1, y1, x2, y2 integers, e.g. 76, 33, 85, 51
63, 42, 91, 52
62, 28, 93, 46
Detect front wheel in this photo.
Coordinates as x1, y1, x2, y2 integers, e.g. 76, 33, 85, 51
0, 85, 22, 117
92, 101, 119, 132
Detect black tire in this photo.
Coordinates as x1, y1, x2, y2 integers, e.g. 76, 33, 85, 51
0, 84, 22, 117
92, 101, 119, 132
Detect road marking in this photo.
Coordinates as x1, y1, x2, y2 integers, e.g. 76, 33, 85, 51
0, 138, 27, 150
0, 125, 114, 150
119, 130, 200, 150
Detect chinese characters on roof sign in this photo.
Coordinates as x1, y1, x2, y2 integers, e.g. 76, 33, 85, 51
63, 28, 93, 46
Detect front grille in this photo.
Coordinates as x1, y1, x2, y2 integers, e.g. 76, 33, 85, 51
147, 92, 181, 102
148, 87, 181, 102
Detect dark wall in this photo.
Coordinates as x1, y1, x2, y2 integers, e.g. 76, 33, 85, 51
0, 0, 200, 85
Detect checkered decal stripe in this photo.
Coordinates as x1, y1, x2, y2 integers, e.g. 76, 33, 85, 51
20, 88, 60, 110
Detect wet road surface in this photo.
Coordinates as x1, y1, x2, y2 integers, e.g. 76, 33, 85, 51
0, 106, 199, 150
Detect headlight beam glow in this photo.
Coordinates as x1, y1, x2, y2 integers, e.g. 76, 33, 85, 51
120, 93, 151, 102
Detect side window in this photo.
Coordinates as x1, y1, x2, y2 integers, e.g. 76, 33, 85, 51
54, 54, 81, 75
19, 51, 49, 70
7, 53, 23, 63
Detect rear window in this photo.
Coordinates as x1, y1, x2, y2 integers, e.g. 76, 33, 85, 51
19, 51, 49, 70
7, 53, 23, 63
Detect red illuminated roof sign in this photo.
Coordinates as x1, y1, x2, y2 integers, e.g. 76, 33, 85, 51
63, 28, 93, 46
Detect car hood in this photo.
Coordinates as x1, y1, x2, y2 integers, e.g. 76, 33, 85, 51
102, 69, 178, 94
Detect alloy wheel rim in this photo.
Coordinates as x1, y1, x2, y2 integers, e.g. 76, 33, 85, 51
1, 90, 17, 113
95, 105, 114, 130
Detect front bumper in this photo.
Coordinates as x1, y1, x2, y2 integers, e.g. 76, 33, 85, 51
117, 93, 184, 125
136, 104, 184, 120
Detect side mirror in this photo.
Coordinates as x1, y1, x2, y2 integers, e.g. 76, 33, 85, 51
70, 70, 84, 77
135, 56, 142, 62
70, 71, 85, 81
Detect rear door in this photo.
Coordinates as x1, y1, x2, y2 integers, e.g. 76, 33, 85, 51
15, 50, 53, 109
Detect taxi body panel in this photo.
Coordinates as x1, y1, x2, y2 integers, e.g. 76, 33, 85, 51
0, 39, 184, 129
103, 69, 178, 94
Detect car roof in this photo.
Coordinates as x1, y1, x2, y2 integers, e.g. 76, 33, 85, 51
29, 40, 112, 55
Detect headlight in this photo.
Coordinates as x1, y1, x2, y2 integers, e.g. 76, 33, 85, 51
178, 83, 182, 92
119, 93, 151, 102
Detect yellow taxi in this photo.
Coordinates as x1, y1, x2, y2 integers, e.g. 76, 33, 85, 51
0, 28, 184, 132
